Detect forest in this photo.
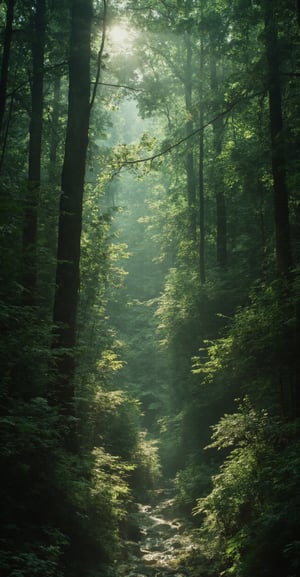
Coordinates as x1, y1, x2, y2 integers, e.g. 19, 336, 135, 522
0, 1, 299, 576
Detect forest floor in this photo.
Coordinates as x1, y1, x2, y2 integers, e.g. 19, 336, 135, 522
115, 489, 201, 577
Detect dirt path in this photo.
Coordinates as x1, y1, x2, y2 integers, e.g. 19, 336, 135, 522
116, 491, 196, 577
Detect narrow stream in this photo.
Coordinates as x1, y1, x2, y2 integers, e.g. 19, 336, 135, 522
117, 491, 197, 577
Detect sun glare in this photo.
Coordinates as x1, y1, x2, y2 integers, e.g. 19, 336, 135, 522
109, 23, 131, 45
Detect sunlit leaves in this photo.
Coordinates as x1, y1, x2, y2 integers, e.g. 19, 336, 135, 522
193, 400, 300, 577
91, 446, 134, 520
192, 336, 233, 383
191, 279, 298, 408
207, 397, 269, 450
97, 349, 125, 374
132, 431, 162, 492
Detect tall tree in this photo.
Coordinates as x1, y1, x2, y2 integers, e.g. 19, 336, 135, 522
297, 0, 300, 27
52, 0, 93, 412
0, 0, 15, 147
21, 0, 46, 305
48, 74, 62, 185
198, 33, 205, 284
264, 0, 292, 277
209, 29, 227, 269
184, 30, 197, 242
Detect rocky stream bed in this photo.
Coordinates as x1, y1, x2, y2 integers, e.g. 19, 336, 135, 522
115, 490, 200, 577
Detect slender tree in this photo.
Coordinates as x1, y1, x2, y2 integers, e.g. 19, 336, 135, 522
198, 34, 205, 284
22, 0, 46, 305
0, 0, 15, 147
264, 0, 292, 277
297, 0, 300, 27
209, 35, 227, 269
48, 74, 62, 185
184, 30, 197, 242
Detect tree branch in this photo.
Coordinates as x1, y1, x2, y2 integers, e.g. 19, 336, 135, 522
93, 80, 145, 92
90, 0, 107, 111
6, 61, 68, 100
114, 96, 247, 168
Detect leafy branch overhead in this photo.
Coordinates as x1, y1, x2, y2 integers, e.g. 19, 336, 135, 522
112, 90, 265, 168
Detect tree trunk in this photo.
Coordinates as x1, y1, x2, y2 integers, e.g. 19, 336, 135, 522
199, 36, 205, 284
264, 0, 292, 277
184, 31, 197, 242
0, 0, 15, 149
22, 0, 46, 305
49, 74, 62, 185
51, 0, 92, 412
296, 0, 300, 28
210, 46, 227, 269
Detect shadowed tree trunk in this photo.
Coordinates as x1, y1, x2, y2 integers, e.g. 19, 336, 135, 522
49, 74, 62, 185
0, 0, 15, 151
210, 43, 227, 269
264, 0, 297, 419
264, 0, 292, 277
22, 0, 46, 305
51, 0, 92, 413
199, 35, 205, 284
184, 31, 197, 242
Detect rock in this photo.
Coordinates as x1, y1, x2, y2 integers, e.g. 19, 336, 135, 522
141, 553, 158, 565
114, 489, 197, 577
147, 521, 172, 537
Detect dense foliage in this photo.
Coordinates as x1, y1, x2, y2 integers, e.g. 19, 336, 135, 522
0, 1, 299, 576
